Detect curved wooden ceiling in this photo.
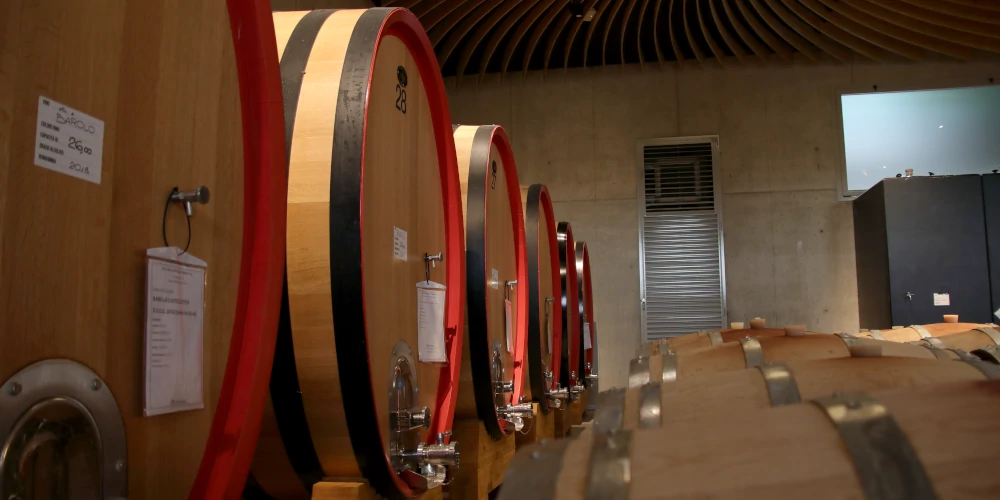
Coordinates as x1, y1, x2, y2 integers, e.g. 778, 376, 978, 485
379, 0, 1000, 79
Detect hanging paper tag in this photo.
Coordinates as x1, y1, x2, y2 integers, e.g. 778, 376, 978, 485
584, 321, 593, 350
417, 281, 447, 362
505, 299, 513, 353
933, 293, 950, 306
144, 247, 206, 417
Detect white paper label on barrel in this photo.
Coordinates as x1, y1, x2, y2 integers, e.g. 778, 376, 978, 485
33, 96, 105, 184
491, 268, 499, 289
144, 247, 206, 417
393, 226, 407, 261
584, 322, 592, 350
505, 299, 513, 353
417, 281, 447, 362
933, 293, 950, 306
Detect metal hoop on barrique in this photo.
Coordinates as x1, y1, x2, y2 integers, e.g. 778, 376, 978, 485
1, 0, 286, 497
521, 184, 565, 413
557, 222, 585, 398
249, 8, 465, 499
453, 125, 531, 440
575, 241, 598, 397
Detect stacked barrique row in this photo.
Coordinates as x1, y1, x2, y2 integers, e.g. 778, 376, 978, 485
502, 320, 1000, 499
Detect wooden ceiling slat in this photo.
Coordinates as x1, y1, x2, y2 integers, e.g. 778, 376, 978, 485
601, 0, 628, 67
636, 0, 653, 68
619, 0, 641, 67
748, 0, 818, 60
435, 1, 503, 67
471, 0, 540, 84
683, 0, 708, 66
412, 0, 448, 18
500, 0, 557, 80
582, 0, 618, 68
710, 0, 748, 63
386, 0, 421, 8
522, 0, 572, 76
563, 0, 604, 70
799, 0, 924, 61
429, 1, 485, 47
652, 0, 667, 65
817, 0, 974, 59
419, 0, 464, 31
901, 0, 1000, 23
843, 0, 1000, 53
764, 0, 854, 62
455, 1, 523, 80
696, 0, 728, 66
941, 0, 1000, 13
723, 0, 772, 62
778, 0, 889, 62
735, 0, 793, 61
667, 0, 687, 66
543, 7, 575, 74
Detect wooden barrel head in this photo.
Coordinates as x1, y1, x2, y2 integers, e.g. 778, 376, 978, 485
453, 124, 528, 439
576, 241, 596, 379
521, 184, 562, 412
1, 0, 286, 497
557, 222, 580, 388
258, 8, 464, 499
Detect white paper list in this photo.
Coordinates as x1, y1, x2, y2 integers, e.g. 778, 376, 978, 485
417, 281, 447, 362
144, 248, 206, 416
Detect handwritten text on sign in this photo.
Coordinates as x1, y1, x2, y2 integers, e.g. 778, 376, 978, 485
34, 96, 105, 184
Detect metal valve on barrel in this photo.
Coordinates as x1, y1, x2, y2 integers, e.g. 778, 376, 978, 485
543, 370, 567, 407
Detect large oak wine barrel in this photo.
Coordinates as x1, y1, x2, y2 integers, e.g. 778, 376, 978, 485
906, 326, 1000, 352
620, 356, 1000, 429
521, 184, 563, 413
856, 322, 991, 342
503, 380, 1000, 499
632, 334, 964, 382
557, 222, 583, 392
575, 241, 597, 389
0, 0, 285, 497
452, 124, 529, 439
249, 9, 465, 499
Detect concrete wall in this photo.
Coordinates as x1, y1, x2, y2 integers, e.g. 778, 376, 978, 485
446, 59, 1000, 389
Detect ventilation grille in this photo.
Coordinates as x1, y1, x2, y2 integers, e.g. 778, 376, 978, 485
640, 139, 724, 339
643, 142, 715, 213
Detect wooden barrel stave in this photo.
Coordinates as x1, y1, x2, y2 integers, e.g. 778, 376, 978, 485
253, 8, 464, 498
453, 124, 528, 438
651, 327, 789, 354
521, 184, 562, 412
858, 322, 990, 342
503, 381, 1000, 499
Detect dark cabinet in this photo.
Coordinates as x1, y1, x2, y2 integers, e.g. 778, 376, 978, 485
853, 175, 992, 328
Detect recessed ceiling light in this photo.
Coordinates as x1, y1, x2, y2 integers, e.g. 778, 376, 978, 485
939, 125, 944, 128
883, 166, 887, 168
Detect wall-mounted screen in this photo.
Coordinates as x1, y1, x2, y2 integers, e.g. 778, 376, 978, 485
841, 85, 1000, 194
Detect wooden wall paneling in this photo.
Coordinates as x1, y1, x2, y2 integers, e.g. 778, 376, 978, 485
476, 0, 541, 84
429, 1, 486, 47
779, 0, 889, 62
710, 0, 747, 63
563, 0, 604, 70
723, 0, 771, 62
763, 0, 851, 62
900, 0, 1000, 23
682, 0, 707, 66
799, 0, 924, 61
500, 0, 557, 80
884, 0, 1000, 35
420, 0, 466, 32
522, 0, 572, 76
843, 0, 1000, 54
433, 0, 500, 61
455, 0, 524, 81
635, 0, 652, 68
748, 0, 818, 61
815, 0, 973, 60
582, 0, 617, 68
696, 0, 728, 66
619, 0, 640, 67
541, 6, 575, 76
600, 0, 627, 67
667, 0, 687, 66
735, 0, 793, 61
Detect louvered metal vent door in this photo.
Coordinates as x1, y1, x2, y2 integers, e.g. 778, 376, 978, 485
637, 137, 726, 340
